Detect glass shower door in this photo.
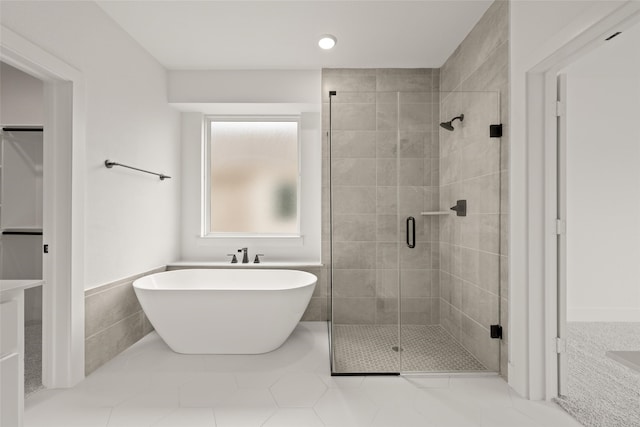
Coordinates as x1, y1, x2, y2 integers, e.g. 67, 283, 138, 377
399, 90, 502, 373
393, 90, 442, 372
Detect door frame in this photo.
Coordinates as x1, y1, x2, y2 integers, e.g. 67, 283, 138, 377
523, 4, 640, 400
556, 73, 567, 396
0, 25, 86, 387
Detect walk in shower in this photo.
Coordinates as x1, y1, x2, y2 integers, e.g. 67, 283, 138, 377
325, 74, 503, 374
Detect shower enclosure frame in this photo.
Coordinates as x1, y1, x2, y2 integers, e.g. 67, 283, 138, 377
327, 89, 504, 376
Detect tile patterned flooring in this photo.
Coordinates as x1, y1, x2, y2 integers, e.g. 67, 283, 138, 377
333, 324, 486, 373
25, 322, 583, 427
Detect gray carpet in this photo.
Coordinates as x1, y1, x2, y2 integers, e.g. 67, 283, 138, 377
25, 322, 43, 396
555, 322, 640, 427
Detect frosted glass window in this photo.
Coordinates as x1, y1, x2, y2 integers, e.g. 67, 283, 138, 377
208, 119, 299, 235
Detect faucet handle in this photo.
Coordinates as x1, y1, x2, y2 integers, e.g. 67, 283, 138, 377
226, 254, 238, 264
254, 254, 264, 264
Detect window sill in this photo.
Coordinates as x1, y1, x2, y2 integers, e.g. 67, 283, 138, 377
167, 261, 323, 269
197, 234, 304, 247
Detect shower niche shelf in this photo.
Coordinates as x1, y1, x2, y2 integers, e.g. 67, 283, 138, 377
420, 211, 451, 216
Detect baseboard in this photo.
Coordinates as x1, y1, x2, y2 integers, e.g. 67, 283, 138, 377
568, 308, 640, 322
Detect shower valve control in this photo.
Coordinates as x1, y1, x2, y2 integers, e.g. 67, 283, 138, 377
450, 200, 467, 217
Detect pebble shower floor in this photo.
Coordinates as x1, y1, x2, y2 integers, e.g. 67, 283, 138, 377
332, 324, 486, 373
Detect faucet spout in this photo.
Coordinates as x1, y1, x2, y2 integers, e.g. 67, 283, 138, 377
238, 247, 249, 264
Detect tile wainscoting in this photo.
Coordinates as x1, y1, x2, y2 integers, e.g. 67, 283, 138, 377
84, 266, 164, 375
85, 264, 327, 376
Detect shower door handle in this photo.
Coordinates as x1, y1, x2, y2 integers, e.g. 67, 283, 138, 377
406, 216, 416, 249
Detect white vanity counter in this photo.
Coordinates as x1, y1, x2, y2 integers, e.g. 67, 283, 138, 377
1, 279, 44, 427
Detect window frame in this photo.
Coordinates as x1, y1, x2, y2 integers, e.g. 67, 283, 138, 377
201, 115, 302, 239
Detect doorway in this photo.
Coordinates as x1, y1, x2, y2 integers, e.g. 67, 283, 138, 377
1, 25, 86, 388
1, 61, 46, 395
554, 21, 640, 426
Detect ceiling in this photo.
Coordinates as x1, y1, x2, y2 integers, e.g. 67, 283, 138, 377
97, 1, 493, 70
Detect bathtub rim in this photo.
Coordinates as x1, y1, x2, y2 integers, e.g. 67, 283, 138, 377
133, 268, 318, 292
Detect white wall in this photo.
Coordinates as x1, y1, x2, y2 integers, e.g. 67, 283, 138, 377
0, 2, 181, 289
1, 132, 44, 281
169, 70, 321, 104
565, 31, 640, 322
1, 62, 44, 231
0, 61, 43, 125
509, 0, 631, 398
0, 63, 44, 334
172, 70, 322, 262
1, 131, 43, 229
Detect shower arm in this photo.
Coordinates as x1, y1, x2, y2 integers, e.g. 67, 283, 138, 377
451, 114, 464, 124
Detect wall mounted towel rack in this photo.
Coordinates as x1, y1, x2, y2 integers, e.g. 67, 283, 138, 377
104, 160, 171, 180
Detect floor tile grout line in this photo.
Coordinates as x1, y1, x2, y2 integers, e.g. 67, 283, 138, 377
149, 406, 179, 427
104, 406, 114, 427
210, 407, 217, 427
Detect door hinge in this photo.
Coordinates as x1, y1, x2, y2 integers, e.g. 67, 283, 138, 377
489, 124, 503, 138
556, 337, 566, 354
556, 219, 566, 235
490, 324, 503, 339
556, 101, 566, 117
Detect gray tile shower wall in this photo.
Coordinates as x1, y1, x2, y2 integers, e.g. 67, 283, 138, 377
84, 266, 164, 375
322, 68, 440, 327
438, 0, 509, 377
290, 267, 328, 322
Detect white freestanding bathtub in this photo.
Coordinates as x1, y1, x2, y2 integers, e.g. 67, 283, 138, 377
133, 269, 317, 354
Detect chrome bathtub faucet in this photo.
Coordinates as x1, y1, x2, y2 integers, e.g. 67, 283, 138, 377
238, 247, 249, 264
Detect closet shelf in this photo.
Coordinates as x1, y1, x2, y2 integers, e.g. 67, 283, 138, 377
420, 211, 451, 216
1, 227, 43, 236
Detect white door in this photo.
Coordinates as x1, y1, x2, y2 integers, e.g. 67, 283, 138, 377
556, 73, 568, 396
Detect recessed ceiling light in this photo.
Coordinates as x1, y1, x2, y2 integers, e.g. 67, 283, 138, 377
318, 34, 337, 50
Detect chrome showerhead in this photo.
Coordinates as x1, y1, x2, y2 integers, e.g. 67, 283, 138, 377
439, 114, 464, 131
